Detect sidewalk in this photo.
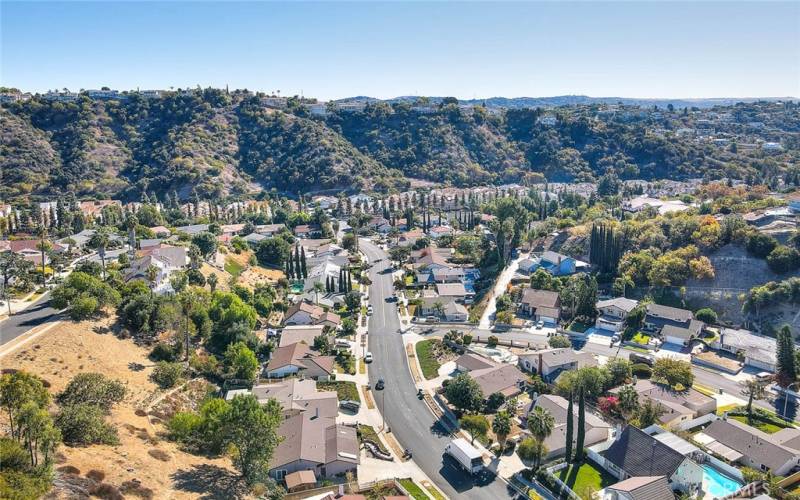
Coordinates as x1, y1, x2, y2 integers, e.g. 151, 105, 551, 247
0, 290, 44, 321
478, 253, 528, 329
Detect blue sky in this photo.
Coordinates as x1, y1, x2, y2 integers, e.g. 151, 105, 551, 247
2, 1, 799, 100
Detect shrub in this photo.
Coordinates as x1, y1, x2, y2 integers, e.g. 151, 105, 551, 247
695, 308, 718, 324
631, 363, 652, 378
56, 403, 119, 445
0, 438, 29, 471
57, 373, 126, 413
548, 335, 571, 348
150, 362, 185, 389
150, 343, 179, 362
167, 412, 203, 443
462, 334, 473, 345
487, 335, 499, 347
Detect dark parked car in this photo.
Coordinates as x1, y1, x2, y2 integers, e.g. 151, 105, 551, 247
375, 378, 385, 390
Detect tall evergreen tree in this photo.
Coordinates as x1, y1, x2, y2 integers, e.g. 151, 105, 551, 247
287, 255, 295, 279
300, 247, 308, 279
574, 387, 586, 463
777, 325, 798, 387
565, 392, 574, 463
347, 271, 353, 292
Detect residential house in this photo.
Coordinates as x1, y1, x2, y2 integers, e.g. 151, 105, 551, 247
466, 363, 527, 400
255, 224, 287, 237
226, 379, 338, 418
294, 224, 323, 239
526, 394, 612, 458
284, 301, 342, 329
532, 251, 577, 276
455, 353, 496, 373
149, 226, 171, 237
265, 342, 335, 380
431, 267, 465, 284
435, 283, 471, 304
416, 296, 468, 322
602, 426, 703, 494
78, 200, 122, 220
9, 239, 67, 265
713, 328, 776, 372
243, 232, 268, 245
610, 380, 716, 428
312, 195, 338, 210
623, 196, 689, 215
174, 224, 210, 236
644, 304, 704, 346
279, 325, 328, 348
698, 418, 800, 475
124, 245, 189, 294
517, 258, 538, 276
602, 476, 674, 500
268, 413, 358, 480
517, 348, 597, 383
428, 225, 454, 239
595, 298, 639, 332
518, 288, 561, 324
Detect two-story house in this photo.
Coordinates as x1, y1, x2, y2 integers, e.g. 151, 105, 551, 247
595, 297, 639, 332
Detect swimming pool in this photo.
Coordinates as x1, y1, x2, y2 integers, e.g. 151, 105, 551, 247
702, 464, 743, 498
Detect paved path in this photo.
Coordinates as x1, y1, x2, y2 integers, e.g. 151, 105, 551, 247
361, 239, 518, 500
478, 253, 526, 330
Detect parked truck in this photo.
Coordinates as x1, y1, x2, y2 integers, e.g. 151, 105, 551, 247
444, 438, 484, 475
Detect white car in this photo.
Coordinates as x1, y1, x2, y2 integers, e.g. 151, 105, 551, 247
367, 305, 374, 315
364, 352, 373, 363
535, 320, 544, 329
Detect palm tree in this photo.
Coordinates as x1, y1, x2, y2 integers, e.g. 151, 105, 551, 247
314, 281, 325, 304
88, 228, 111, 280
526, 406, 554, 467
145, 264, 159, 298
617, 384, 640, 420
740, 378, 767, 424
492, 411, 512, 451
207, 273, 218, 293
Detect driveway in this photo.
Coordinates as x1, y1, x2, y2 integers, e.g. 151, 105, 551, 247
360, 239, 517, 500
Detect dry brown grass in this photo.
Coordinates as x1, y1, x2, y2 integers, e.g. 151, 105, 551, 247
199, 262, 232, 292
1, 316, 237, 499
237, 266, 284, 290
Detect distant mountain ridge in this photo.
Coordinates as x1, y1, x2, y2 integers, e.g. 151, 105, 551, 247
337, 95, 797, 109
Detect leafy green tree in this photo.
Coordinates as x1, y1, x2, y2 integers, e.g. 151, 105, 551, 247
746, 233, 778, 258
652, 358, 694, 388
192, 231, 218, 259
17, 402, 60, 467
255, 237, 291, 268
459, 414, 489, 445
548, 335, 571, 348
617, 384, 639, 419
740, 378, 767, 424
57, 373, 125, 413
207, 272, 219, 293
0, 371, 50, 441
88, 228, 112, 279
516, 436, 544, 468
634, 399, 664, 428
605, 358, 632, 387
224, 342, 259, 382
208, 291, 258, 351
767, 245, 800, 274
555, 366, 608, 399
51, 271, 121, 320
694, 307, 718, 324
223, 395, 282, 484
444, 373, 484, 413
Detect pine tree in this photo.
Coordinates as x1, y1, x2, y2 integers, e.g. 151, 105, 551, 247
574, 387, 586, 463
565, 392, 574, 463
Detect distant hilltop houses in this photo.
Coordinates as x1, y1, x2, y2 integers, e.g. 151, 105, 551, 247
0, 88, 163, 103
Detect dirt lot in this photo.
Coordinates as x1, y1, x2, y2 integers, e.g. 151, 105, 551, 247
1, 316, 239, 499
238, 266, 284, 290
200, 262, 232, 292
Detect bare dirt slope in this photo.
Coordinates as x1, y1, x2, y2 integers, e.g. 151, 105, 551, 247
2, 316, 240, 499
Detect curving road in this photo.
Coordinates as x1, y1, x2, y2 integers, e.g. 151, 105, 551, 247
0, 294, 61, 346
361, 239, 517, 500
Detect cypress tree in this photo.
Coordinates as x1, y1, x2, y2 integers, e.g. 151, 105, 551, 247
287, 255, 295, 279
777, 325, 797, 386
575, 387, 586, 463
565, 392, 574, 463
338, 269, 344, 293
301, 247, 308, 278
295, 246, 302, 278
347, 271, 353, 292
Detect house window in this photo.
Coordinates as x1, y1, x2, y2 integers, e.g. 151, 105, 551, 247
761, 464, 768, 472
274, 469, 287, 480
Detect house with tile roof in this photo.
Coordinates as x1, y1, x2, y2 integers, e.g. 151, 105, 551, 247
602, 426, 703, 494
265, 343, 336, 380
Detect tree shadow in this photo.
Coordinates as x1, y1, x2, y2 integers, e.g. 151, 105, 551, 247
171, 464, 249, 499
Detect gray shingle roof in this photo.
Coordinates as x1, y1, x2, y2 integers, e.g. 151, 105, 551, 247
603, 426, 686, 478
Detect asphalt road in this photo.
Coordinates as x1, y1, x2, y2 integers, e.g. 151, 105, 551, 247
361, 239, 518, 500
0, 293, 61, 346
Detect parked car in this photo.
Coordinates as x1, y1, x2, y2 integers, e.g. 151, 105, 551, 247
335, 339, 351, 349
367, 305, 374, 315
535, 320, 544, 330
756, 372, 774, 383
375, 378, 385, 390
340, 400, 361, 412
364, 351, 373, 363
629, 352, 655, 366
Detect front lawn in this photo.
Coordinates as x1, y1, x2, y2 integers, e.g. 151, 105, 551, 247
556, 460, 616, 498
398, 479, 429, 500
318, 381, 360, 402
416, 339, 442, 380
357, 424, 389, 454
223, 257, 245, 279
730, 414, 790, 434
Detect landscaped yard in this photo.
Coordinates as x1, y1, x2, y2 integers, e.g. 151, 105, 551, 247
631, 332, 650, 345
416, 339, 442, 380
358, 425, 389, 454
398, 478, 429, 500
556, 460, 616, 498
731, 414, 791, 434
318, 381, 360, 402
